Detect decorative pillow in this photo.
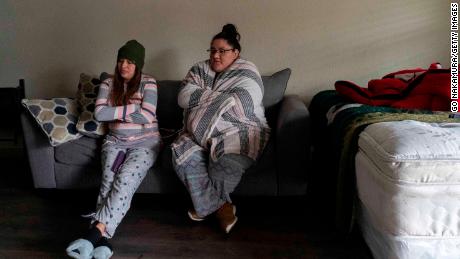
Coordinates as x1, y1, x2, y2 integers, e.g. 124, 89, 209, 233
262, 68, 291, 108
99, 72, 112, 81
76, 73, 107, 137
22, 98, 82, 146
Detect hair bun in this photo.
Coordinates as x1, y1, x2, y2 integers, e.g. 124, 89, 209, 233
222, 24, 240, 41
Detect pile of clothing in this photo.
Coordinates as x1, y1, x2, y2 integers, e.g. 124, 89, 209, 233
335, 63, 451, 111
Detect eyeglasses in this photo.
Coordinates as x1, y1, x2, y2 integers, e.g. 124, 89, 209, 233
207, 48, 235, 55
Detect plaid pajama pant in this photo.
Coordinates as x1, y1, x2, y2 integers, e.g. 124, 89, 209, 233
173, 146, 253, 218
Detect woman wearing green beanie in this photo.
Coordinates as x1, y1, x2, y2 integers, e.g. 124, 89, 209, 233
66, 40, 161, 259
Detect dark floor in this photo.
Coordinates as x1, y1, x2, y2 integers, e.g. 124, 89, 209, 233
0, 135, 373, 259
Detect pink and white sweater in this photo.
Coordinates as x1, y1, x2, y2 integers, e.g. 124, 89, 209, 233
95, 74, 160, 144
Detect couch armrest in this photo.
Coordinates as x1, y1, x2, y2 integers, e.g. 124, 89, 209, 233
21, 111, 56, 188
275, 95, 310, 195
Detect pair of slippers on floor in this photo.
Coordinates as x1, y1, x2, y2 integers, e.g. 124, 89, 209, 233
66, 238, 112, 259
66, 227, 113, 259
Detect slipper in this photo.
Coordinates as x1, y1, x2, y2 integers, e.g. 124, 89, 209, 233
66, 238, 94, 259
92, 246, 113, 259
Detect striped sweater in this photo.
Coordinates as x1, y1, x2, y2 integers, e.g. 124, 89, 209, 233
95, 74, 160, 143
172, 58, 271, 164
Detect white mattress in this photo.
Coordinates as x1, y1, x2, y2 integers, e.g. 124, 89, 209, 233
355, 120, 460, 259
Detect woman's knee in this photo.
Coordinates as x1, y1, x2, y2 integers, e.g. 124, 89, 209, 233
210, 154, 253, 178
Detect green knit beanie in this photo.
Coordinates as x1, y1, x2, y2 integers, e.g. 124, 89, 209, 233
117, 40, 145, 70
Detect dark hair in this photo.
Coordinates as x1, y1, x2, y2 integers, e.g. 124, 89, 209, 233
212, 24, 241, 52
111, 64, 142, 106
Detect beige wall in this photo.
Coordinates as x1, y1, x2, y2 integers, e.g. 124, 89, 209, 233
1, 0, 451, 103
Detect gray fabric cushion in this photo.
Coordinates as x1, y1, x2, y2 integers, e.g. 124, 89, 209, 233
54, 162, 100, 189
156, 80, 183, 130
55, 136, 100, 166
262, 68, 291, 108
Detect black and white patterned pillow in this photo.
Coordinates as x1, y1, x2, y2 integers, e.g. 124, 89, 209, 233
22, 98, 82, 146
76, 73, 107, 137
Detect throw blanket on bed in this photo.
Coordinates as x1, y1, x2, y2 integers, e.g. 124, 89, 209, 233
334, 63, 451, 111
309, 90, 460, 236
172, 58, 270, 165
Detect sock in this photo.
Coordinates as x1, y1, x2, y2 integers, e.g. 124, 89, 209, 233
95, 237, 113, 251
92, 237, 114, 259
83, 225, 103, 246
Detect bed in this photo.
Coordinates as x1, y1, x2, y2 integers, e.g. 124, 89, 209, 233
309, 90, 460, 259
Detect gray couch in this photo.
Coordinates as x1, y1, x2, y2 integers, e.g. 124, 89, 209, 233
21, 69, 311, 196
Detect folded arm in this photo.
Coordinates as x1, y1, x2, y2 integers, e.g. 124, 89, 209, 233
95, 79, 158, 124
124, 79, 158, 124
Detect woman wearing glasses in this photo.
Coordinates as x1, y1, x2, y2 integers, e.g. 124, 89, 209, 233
172, 24, 270, 233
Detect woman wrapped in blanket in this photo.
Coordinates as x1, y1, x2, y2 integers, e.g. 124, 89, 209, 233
66, 40, 160, 259
172, 24, 270, 233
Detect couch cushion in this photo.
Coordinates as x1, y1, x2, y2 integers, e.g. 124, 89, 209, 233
55, 136, 101, 166
262, 68, 291, 108
22, 98, 82, 146
262, 68, 291, 128
156, 80, 183, 130
76, 73, 108, 138
54, 162, 101, 189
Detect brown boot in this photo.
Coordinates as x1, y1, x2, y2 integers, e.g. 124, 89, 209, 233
216, 202, 237, 233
